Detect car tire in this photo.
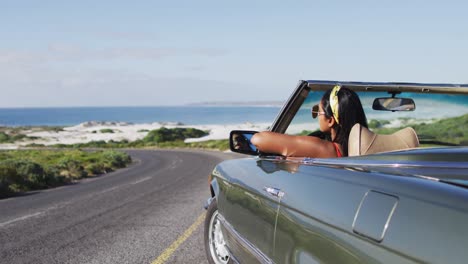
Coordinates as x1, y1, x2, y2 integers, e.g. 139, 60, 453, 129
204, 199, 231, 264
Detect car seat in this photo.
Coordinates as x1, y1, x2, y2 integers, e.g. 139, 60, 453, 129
348, 123, 419, 156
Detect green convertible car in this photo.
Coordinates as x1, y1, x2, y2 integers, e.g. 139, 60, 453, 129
203, 80, 468, 264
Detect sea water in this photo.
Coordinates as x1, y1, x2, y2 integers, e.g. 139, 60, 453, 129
0, 106, 282, 127
1, 94, 467, 127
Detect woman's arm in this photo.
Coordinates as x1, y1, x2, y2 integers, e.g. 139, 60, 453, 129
251, 131, 338, 158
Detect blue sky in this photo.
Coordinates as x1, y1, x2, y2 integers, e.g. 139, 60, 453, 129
1, 0, 467, 107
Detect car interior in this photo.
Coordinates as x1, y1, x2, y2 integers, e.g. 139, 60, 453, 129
230, 81, 467, 157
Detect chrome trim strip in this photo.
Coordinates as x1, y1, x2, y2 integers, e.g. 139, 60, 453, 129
303, 159, 468, 170
352, 190, 399, 242
218, 214, 274, 264
263, 186, 285, 198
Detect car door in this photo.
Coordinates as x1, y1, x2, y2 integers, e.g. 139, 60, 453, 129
261, 158, 420, 264
216, 157, 282, 263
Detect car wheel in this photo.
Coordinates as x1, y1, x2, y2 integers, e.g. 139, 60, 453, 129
204, 199, 231, 264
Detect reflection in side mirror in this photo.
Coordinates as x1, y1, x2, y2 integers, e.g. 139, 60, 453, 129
372, 98, 416, 111
230, 130, 259, 155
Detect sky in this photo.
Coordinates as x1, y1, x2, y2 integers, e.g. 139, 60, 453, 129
1, 0, 467, 107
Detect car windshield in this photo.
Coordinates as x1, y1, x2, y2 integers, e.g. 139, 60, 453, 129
285, 90, 468, 147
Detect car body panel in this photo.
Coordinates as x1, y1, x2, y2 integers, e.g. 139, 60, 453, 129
206, 80, 468, 264
213, 158, 280, 263
212, 149, 468, 263
267, 152, 468, 263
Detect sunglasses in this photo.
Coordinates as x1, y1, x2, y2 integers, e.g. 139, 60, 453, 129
311, 104, 326, 119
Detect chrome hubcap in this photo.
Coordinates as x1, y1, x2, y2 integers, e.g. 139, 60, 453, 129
208, 210, 229, 264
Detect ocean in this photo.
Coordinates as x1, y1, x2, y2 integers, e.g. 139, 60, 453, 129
0, 106, 282, 127
1, 94, 467, 127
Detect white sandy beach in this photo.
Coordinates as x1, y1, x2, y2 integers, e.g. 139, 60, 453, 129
0, 115, 437, 150
0, 121, 272, 149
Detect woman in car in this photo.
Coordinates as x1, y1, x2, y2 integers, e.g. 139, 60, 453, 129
251, 85, 368, 157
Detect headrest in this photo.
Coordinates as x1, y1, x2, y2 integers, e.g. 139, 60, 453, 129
348, 123, 419, 156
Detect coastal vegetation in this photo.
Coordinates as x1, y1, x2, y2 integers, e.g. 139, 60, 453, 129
0, 132, 39, 143
44, 115, 467, 150
47, 127, 229, 150
0, 116, 466, 198
0, 126, 64, 134
0, 126, 63, 144
2, 115, 467, 151
0, 149, 132, 198
2, 115, 467, 150
372, 114, 468, 145
99, 128, 115, 133
0, 132, 28, 143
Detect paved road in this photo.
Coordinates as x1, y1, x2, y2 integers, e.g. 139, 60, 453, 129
0, 149, 240, 264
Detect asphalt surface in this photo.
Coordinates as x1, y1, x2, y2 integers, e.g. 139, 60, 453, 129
0, 149, 240, 264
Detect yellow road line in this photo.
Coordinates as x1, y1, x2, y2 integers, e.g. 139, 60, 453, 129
151, 212, 206, 264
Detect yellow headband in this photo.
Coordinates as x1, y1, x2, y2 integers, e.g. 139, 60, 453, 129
330, 85, 341, 124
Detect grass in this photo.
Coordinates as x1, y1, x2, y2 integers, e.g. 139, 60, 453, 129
0, 149, 132, 199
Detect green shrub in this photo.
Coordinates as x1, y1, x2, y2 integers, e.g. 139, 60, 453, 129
0, 131, 38, 143
85, 163, 105, 175
12, 134, 28, 141
412, 114, 468, 144
0, 159, 59, 194
0, 132, 9, 143
186, 139, 230, 151
143, 127, 208, 143
101, 150, 132, 168
0, 160, 23, 196
0, 150, 131, 198
42, 165, 69, 186
57, 157, 87, 179
372, 114, 468, 145
15, 160, 47, 189
100, 129, 114, 133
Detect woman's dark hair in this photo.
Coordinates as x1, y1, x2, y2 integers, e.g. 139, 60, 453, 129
321, 87, 368, 156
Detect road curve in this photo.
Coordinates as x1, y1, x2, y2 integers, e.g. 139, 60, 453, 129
0, 149, 241, 264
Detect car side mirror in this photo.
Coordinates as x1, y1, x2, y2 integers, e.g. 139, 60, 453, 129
372, 97, 416, 111
229, 130, 259, 155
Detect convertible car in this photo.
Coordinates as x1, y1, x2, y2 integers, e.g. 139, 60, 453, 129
203, 80, 468, 264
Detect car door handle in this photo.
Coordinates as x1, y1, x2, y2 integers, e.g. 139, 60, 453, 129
264, 187, 285, 198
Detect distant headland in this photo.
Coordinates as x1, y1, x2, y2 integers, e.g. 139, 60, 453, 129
187, 101, 284, 107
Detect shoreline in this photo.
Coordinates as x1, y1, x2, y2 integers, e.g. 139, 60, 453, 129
0, 114, 452, 150
0, 121, 271, 149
